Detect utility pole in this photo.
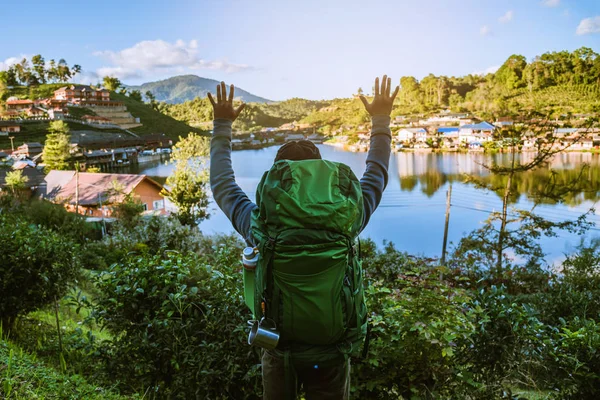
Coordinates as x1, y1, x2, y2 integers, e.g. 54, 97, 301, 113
440, 184, 453, 268
75, 162, 79, 214
8, 136, 14, 152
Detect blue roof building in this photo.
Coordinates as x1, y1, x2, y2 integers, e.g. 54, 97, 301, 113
459, 122, 495, 131
438, 127, 459, 134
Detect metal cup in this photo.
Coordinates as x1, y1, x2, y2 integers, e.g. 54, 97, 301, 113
248, 318, 280, 350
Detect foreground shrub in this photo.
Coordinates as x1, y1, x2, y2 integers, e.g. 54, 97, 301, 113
458, 285, 547, 397
534, 240, 600, 326
354, 245, 478, 399
88, 216, 209, 269
0, 215, 78, 330
92, 251, 261, 399
548, 317, 600, 399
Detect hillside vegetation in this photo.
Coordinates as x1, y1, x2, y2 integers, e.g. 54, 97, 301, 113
158, 47, 600, 133
0, 83, 202, 147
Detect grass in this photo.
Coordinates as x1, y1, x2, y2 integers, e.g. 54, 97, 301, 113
0, 338, 136, 399
4, 271, 123, 396
112, 92, 205, 139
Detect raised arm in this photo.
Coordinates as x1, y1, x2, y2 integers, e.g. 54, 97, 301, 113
357, 75, 398, 232
208, 82, 257, 242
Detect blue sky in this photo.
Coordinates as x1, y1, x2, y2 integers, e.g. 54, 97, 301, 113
2, 0, 600, 100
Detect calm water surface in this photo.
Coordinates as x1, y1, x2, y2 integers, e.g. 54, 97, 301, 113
136, 145, 600, 265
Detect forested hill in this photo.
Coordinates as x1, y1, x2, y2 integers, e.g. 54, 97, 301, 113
158, 47, 600, 133
128, 75, 271, 104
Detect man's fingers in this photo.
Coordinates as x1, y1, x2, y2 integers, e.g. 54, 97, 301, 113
235, 103, 246, 117
359, 95, 370, 110
207, 92, 216, 107
229, 84, 235, 103
391, 86, 399, 101
381, 75, 387, 97
221, 82, 227, 103
216, 85, 222, 102
374, 77, 380, 97
386, 77, 392, 97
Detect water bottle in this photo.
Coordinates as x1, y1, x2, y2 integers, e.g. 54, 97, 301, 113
242, 247, 258, 311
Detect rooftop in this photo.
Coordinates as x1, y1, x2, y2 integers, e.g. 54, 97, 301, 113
44, 171, 164, 206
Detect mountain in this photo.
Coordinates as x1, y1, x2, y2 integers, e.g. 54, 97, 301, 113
128, 75, 270, 104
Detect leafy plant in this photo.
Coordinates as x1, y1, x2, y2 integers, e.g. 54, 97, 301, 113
92, 250, 261, 398
0, 215, 78, 331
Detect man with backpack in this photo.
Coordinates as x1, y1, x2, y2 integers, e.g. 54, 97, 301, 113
209, 75, 397, 399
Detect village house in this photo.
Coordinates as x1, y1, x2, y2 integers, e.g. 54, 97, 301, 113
397, 128, 428, 143
13, 142, 43, 158
421, 112, 471, 126
47, 109, 65, 120
437, 127, 459, 148
54, 85, 110, 103
0, 121, 21, 133
494, 117, 514, 127
458, 122, 495, 144
43, 171, 167, 217
25, 106, 46, 117
5, 98, 34, 111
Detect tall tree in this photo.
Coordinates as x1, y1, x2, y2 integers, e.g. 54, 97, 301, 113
56, 59, 71, 83
163, 132, 210, 226
31, 54, 47, 84
103, 76, 122, 91
43, 121, 72, 172
399, 76, 421, 106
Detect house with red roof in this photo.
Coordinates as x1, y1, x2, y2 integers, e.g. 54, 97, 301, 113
43, 171, 167, 217
6, 99, 34, 111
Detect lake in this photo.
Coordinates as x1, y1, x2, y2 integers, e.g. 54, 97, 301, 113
135, 145, 600, 265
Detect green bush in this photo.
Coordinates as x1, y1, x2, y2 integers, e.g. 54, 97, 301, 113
354, 243, 479, 399
92, 250, 261, 399
0, 215, 78, 330
547, 317, 600, 399
458, 285, 547, 397
534, 240, 600, 326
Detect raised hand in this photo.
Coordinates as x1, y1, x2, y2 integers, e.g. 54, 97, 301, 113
207, 81, 246, 121
359, 75, 399, 116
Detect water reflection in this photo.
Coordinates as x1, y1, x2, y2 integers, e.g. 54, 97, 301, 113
396, 152, 600, 206
132, 145, 600, 260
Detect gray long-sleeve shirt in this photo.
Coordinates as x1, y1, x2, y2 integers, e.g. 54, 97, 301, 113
210, 115, 392, 244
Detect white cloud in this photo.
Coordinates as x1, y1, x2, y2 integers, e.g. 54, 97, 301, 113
541, 0, 560, 7
0, 56, 28, 71
576, 16, 600, 35
74, 70, 101, 85
499, 10, 514, 23
473, 65, 500, 76
480, 25, 492, 36
93, 39, 252, 79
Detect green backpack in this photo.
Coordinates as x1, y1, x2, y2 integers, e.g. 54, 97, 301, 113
245, 159, 368, 368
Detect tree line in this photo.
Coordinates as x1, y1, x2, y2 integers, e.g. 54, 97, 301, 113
0, 55, 82, 86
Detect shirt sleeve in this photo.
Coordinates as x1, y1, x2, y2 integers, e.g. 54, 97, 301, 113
209, 119, 257, 243
359, 115, 392, 232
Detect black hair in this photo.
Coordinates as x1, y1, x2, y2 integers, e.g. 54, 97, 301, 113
274, 140, 322, 162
